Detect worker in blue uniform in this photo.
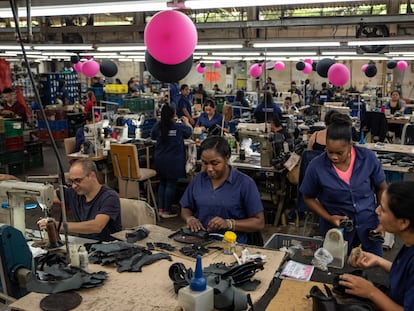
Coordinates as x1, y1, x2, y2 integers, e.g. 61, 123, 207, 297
253, 91, 282, 123
340, 181, 414, 310
300, 113, 387, 256
180, 136, 265, 244
151, 104, 193, 218
195, 99, 228, 133
176, 84, 194, 126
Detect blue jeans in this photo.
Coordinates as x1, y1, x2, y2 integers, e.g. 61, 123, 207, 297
157, 178, 177, 212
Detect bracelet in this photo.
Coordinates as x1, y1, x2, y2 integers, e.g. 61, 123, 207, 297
231, 219, 236, 231
226, 219, 233, 230
186, 216, 196, 224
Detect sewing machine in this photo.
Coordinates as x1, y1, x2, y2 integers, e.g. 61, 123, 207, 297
0, 180, 55, 235
236, 123, 274, 167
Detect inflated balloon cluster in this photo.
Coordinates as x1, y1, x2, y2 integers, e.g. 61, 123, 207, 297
71, 56, 118, 78
144, 10, 197, 82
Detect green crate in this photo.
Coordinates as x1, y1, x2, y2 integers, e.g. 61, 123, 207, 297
8, 162, 25, 175
8, 150, 25, 163
0, 152, 8, 167
5, 121, 23, 137
25, 153, 44, 169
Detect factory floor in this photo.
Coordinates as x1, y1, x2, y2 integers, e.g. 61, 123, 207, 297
0, 142, 402, 310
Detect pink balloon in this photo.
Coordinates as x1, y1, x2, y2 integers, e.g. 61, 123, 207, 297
302, 62, 312, 74
397, 60, 408, 71
144, 11, 197, 65
274, 61, 285, 71
73, 62, 83, 73
196, 63, 206, 74
304, 58, 313, 65
213, 61, 221, 68
361, 64, 368, 72
82, 60, 100, 78
249, 63, 262, 78
328, 63, 350, 87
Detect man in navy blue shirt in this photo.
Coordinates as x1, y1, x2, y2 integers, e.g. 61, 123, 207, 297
254, 91, 282, 123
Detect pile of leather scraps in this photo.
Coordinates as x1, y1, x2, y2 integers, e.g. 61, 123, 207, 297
179, 243, 210, 258
125, 226, 149, 243
89, 241, 172, 273
27, 260, 108, 294
169, 260, 263, 311
376, 153, 414, 168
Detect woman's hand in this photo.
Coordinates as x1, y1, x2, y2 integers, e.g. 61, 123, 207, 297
348, 250, 379, 269
186, 216, 206, 232
207, 217, 230, 232
329, 214, 348, 227
339, 274, 378, 299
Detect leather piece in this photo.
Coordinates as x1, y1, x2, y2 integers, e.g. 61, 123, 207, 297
40, 292, 82, 311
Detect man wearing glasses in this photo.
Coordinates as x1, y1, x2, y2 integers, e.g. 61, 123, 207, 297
38, 159, 121, 241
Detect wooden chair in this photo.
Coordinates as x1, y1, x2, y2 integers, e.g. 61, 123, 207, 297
110, 143, 158, 220
63, 137, 76, 164
120, 198, 156, 229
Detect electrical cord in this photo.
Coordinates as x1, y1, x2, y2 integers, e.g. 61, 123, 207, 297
9, 0, 70, 259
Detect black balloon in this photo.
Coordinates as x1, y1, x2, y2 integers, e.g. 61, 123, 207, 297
70, 55, 80, 64
365, 64, 377, 77
387, 61, 397, 69
200, 62, 206, 68
316, 58, 335, 78
296, 61, 305, 71
220, 60, 227, 65
312, 62, 317, 71
145, 51, 193, 83
100, 60, 118, 77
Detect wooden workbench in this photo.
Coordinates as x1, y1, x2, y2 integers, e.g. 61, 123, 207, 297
10, 225, 286, 311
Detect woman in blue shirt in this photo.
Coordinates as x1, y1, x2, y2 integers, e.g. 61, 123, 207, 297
180, 136, 265, 244
340, 181, 414, 311
176, 84, 194, 126
300, 113, 387, 256
151, 104, 193, 218
195, 99, 228, 133
254, 91, 282, 123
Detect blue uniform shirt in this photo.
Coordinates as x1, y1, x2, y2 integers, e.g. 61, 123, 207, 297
299, 146, 385, 255
254, 103, 282, 122
64, 185, 122, 241
195, 112, 227, 130
151, 121, 193, 179
176, 95, 192, 119
180, 167, 264, 244
389, 245, 414, 309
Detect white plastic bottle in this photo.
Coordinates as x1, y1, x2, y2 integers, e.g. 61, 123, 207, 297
178, 255, 213, 311
69, 245, 80, 268
78, 246, 89, 271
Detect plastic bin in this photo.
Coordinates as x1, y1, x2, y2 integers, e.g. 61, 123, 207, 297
6, 136, 24, 151
4, 121, 23, 137
264, 233, 323, 250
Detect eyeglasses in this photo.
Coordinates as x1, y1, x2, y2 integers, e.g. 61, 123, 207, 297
68, 175, 88, 186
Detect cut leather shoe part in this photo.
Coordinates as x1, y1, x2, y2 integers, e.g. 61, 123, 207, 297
368, 230, 385, 243
307, 284, 337, 311
125, 226, 149, 243
339, 219, 354, 232
333, 270, 365, 297
40, 292, 82, 311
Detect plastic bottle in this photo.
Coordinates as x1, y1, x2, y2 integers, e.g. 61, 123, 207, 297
359, 130, 365, 145
239, 147, 246, 160
69, 245, 80, 268
223, 231, 237, 255
177, 255, 214, 311
78, 246, 89, 271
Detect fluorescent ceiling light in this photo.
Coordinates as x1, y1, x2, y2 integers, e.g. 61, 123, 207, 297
348, 40, 414, 46
193, 52, 209, 56
212, 52, 261, 56
120, 52, 145, 56
321, 51, 358, 56
265, 51, 317, 56
118, 59, 134, 62
97, 46, 146, 52
196, 44, 243, 49
385, 51, 414, 56
33, 45, 93, 50
0, 45, 23, 50
0, 1, 169, 18
335, 56, 389, 60
254, 42, 340, 48
185, 0, 367, 9
41, 52, 76, 57
201, 56, 242, 61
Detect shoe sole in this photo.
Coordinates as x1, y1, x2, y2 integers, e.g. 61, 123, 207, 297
160, 213, 178, 219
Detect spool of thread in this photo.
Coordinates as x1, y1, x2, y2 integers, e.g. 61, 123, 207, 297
46, 219, 60, 249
